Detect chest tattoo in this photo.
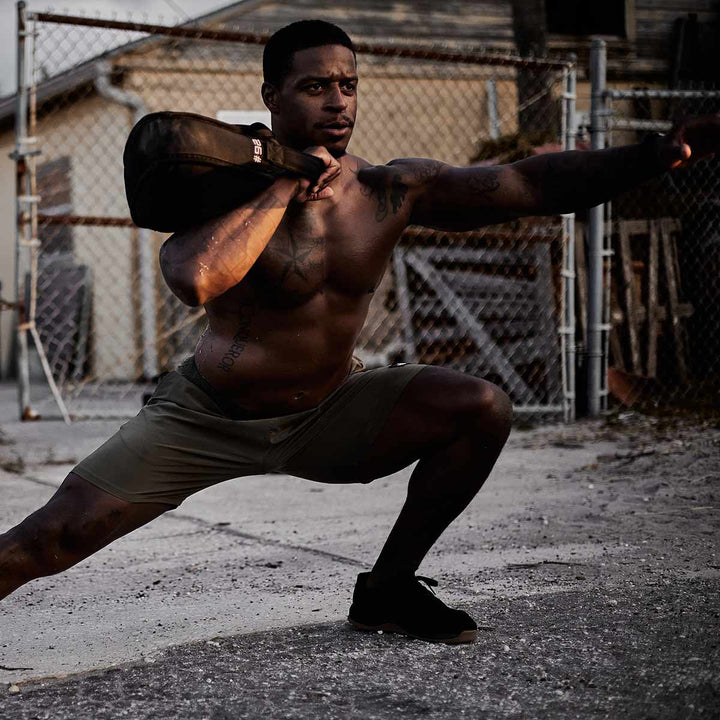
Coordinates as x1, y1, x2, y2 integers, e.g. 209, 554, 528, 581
274, 230, 325, 286
253, 228, 327, 303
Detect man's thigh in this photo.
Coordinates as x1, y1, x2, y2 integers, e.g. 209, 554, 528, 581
73, 369, 272, 506
353, 366, 502, 481
284, 365, 497, 484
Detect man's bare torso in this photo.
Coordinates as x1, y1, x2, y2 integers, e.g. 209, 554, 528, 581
195, 154, 414, 415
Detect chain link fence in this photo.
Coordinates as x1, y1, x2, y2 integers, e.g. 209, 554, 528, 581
582, 42, 720, 413
12, 9, 574, 421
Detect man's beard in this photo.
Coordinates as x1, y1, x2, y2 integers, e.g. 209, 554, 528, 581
328, 146, 348, 159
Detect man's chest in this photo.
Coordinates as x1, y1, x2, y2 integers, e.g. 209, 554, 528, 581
248, 190, 403, 303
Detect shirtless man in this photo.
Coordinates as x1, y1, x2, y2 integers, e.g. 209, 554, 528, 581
1, 20, 718, 644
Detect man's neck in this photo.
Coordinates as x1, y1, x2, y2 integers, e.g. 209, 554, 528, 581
271, 128, 347, 159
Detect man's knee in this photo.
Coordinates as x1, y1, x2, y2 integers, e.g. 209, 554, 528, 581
463, 380, 513, 442
12, 514, 79, 577
8, 477, 132, 577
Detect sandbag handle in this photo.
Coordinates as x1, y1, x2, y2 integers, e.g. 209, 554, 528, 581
248, 123, 326, 182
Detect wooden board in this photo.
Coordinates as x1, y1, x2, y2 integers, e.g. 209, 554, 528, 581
646, 219, 659, 378
660, 219, 689, 382
618, 221, 642, 373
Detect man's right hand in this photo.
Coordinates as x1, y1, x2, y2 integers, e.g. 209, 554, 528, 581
295, 146, 341, 202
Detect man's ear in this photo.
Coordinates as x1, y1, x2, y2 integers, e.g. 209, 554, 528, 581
262, 82, 280, 113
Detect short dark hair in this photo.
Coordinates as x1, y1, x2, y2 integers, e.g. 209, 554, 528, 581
263, 20, 356, 86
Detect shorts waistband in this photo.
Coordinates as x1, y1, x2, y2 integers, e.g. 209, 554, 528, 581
176, 356, 263, 420
176, 355, 367, 421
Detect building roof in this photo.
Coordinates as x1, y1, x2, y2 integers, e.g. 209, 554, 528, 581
2, 0, 715, 129
0, 0, 267, 128
0, 0, 525, 130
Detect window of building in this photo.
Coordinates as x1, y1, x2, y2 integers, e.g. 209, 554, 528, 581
546, 0, 627, 37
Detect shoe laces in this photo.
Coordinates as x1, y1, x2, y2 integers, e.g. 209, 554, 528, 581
416, 575, 439, 594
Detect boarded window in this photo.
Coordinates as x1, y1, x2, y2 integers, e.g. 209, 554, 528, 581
37, 156, 73, 256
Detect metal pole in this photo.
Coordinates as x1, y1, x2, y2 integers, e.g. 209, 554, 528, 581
486, 79, 499, 139
587, 39, 606, 417
561, 56, 577, 422
14, 1, 31, 420
95, 61, 157, 380
13, 6, 71, 423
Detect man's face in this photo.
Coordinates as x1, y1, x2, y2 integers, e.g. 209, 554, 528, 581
263, 44, 358, 156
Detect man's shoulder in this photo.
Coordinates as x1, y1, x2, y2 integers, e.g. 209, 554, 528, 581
352, 157, 447, 190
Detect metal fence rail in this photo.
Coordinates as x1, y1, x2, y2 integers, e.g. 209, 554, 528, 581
586, 39, 720, 413
13, 6, 575, 421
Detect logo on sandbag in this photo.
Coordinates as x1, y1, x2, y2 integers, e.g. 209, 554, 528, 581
252, 138, 262, 163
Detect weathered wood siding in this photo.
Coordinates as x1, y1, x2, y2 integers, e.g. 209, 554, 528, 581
215, 0, 718, 80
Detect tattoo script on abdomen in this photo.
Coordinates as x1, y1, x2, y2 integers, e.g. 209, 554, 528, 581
217, 301, 254, 372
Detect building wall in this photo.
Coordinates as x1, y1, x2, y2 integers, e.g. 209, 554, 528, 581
45, 96, 138, 380
215, 0, 718, 80
0, 96, 141, 382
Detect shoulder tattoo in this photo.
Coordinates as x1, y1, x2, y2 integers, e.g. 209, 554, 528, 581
358, 167, 409, 222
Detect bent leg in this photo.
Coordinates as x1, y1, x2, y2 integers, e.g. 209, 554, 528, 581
354, 366, 513, 579
0, 472, 172, 600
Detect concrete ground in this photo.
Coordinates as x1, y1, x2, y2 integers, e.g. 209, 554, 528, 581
0, 381, 718, 718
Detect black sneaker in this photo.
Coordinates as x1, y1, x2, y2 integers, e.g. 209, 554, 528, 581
348, 572, 478, 644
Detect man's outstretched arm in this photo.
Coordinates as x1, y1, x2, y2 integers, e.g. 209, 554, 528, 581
404, 115, 720, 231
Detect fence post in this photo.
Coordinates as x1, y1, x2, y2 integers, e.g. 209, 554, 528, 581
486, 79, 499, 139
14, 0, 32, 420
587, 39, 607, 417
562, 56, 577, 422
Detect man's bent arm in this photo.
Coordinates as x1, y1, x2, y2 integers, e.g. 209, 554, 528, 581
159, 178, 299, 306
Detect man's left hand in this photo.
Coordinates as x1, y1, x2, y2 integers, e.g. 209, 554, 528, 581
660, 114, 720, 170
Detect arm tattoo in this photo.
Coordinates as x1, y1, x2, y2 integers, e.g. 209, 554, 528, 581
467, 170, 501, 199
411, 159, 444, 184
217, 300, 254, 372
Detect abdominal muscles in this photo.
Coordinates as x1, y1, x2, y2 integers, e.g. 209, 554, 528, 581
195, 289, 371, 414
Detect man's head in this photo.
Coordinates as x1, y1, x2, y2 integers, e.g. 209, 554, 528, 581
261, 21, 358, 156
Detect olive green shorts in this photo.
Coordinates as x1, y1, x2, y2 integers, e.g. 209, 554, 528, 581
73, 359, 425, 507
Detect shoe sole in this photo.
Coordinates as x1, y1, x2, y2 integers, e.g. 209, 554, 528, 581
348, 618, 477, 645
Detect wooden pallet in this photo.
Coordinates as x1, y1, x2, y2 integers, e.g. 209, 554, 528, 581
393, 243, 562, 407
609, 219, 693, 380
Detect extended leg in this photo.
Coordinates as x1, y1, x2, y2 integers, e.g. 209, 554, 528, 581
0, 472, 171, 600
